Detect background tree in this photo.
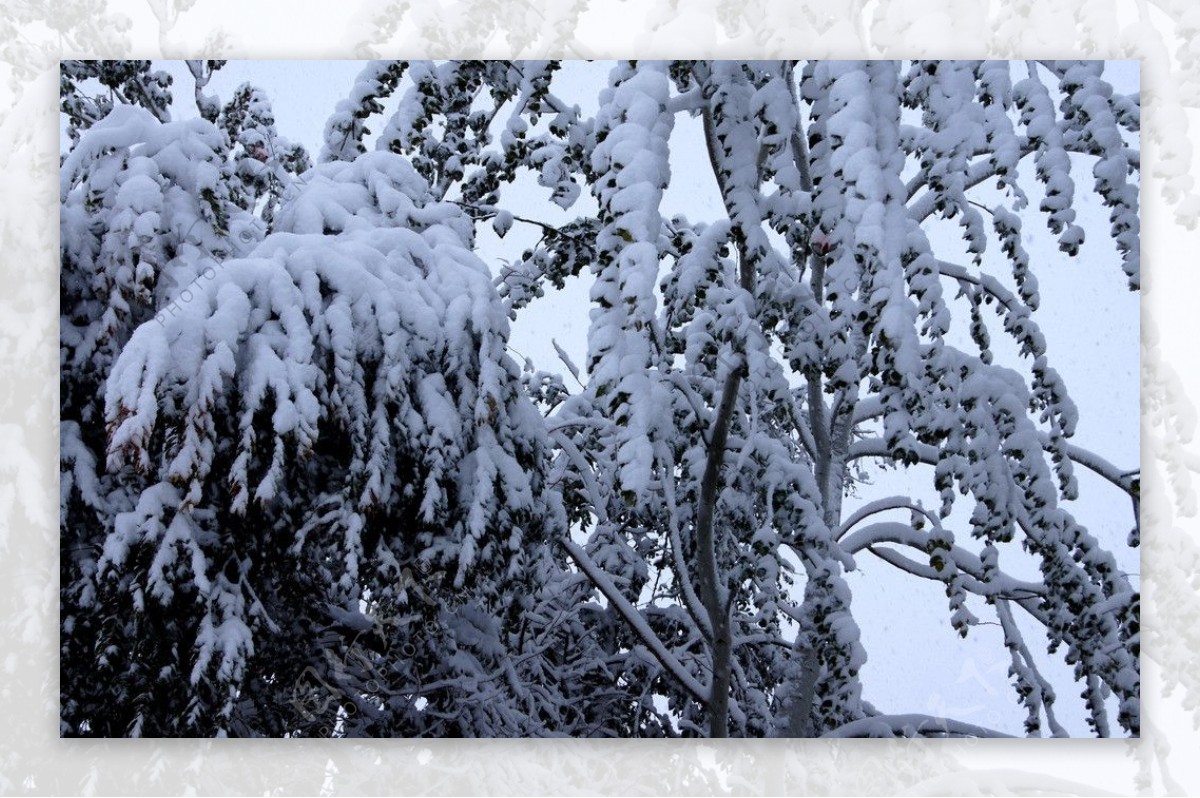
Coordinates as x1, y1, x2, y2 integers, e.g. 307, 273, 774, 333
61, 59, 1140, 737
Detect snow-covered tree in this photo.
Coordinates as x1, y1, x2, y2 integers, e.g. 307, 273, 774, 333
60, 61, 264, 734
61, 59, 1140, 738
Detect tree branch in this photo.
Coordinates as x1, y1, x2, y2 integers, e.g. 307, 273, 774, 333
936, 259, 1024, 316
996, 598, 1069, 737
558, 537, 711, 707
849, 435, 1138, 514
824, 713, 1016, 738
834, 495, 945, 542
846, 525, 1048, 599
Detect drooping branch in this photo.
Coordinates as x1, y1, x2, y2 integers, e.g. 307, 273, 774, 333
996, 598, 1069, 737
936, 259, 1025, 316
658, 441, 716, 642
833, 495, 947, 542
824, 713, 1016, 738
848, 436, 1138, 512
843, 522, 1048, 599
906, 137, 1138, 222
558, 538, 711, 707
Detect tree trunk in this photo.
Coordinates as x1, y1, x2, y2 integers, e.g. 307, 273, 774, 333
696, 365, 742, 737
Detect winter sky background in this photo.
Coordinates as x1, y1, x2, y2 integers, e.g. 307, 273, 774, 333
96, 59, 1142, 737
